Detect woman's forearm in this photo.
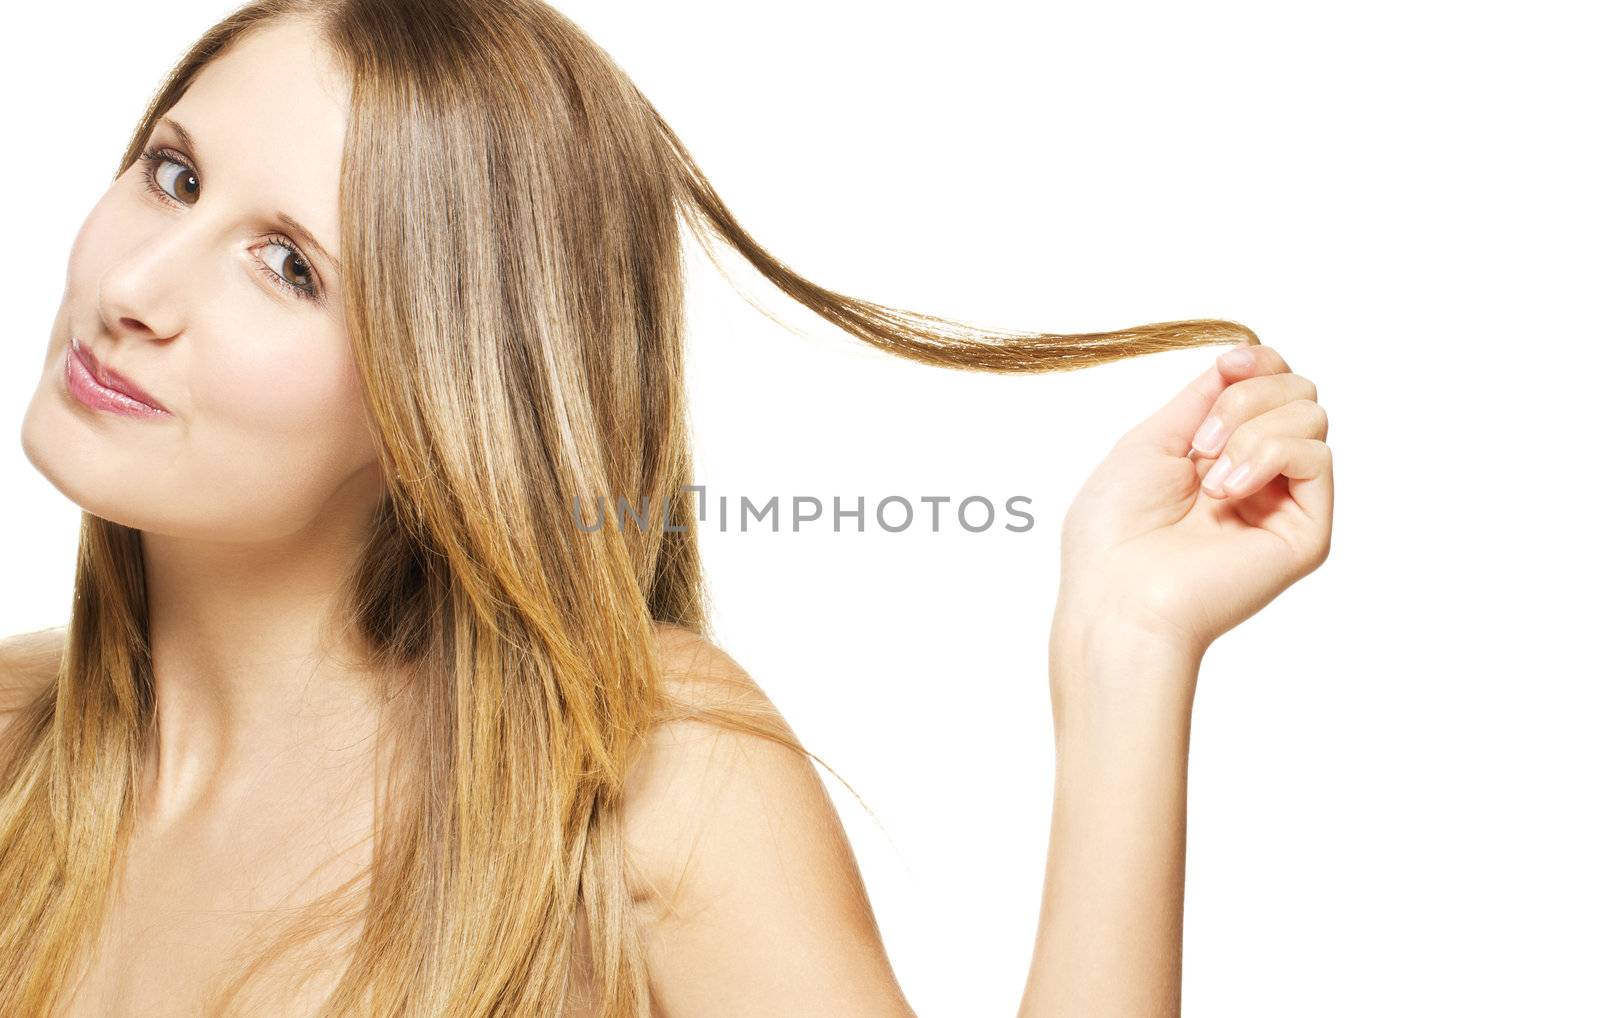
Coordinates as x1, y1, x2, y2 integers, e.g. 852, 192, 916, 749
1018, 618, 1203, 1018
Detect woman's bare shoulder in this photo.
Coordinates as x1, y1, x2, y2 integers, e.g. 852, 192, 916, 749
0, 624, 66, 711
628, 624, 911, 1015
649, 622, 763, 696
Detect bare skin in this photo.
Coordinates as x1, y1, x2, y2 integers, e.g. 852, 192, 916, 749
8, 11, 1333, 1018
0, 626, 602, 1018
56, 748, 382, 1016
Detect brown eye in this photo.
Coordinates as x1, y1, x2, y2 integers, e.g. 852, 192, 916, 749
262, 240, 317, 296
151, 155, 200, 205
260, 240, 320, 300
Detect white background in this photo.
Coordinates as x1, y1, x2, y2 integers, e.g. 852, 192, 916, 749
3, 2, 1595, 1015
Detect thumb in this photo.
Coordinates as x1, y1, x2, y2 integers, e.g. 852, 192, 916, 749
1123, 340, 1256, 457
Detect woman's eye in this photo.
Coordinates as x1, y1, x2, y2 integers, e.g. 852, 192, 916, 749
151, 155, 200, 205
261, 241, 316, 295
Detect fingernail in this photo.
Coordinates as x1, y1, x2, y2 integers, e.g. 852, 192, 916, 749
1219, 347, 1253, 371
1204, 454, 1232, 494
1222, 459, 1251, 491
1191, 415, 1225, 455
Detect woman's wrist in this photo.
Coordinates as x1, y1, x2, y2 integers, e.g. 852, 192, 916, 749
1047, 613, 1203, 740
1023, 612, 1202, 1017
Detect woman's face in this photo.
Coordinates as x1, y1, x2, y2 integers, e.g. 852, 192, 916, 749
20, 18, 381, 543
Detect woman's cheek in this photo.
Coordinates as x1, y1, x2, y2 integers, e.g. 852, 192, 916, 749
65, 193, 136, 303
196, 334, 360, 458
182, 344, 374, 540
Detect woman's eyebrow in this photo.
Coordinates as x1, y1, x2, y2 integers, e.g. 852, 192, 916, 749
156, 114, 342, 277
274, 211, 342, 277
158, 115, 200, 159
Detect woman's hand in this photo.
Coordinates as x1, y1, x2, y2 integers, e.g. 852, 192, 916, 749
1053, 341, 1334, 664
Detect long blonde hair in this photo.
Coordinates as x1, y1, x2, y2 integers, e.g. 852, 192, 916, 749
0, 1, 1257, 1014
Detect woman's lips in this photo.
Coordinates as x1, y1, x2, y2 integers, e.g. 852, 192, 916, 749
66, 337, 174, 418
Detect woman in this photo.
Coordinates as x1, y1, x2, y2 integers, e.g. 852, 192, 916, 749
0, 1, 1333, 1015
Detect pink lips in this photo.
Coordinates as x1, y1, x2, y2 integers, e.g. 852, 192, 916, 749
65, 338, 173, 418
